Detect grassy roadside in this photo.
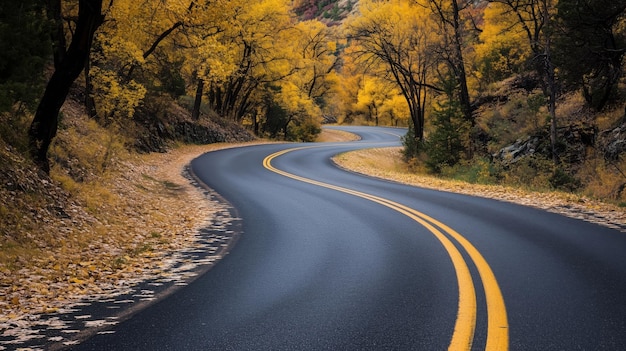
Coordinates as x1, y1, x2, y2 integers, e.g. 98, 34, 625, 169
332, 146, 626, 230
315, 128, 361, 142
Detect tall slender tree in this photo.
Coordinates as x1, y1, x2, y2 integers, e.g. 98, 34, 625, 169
427, 0, 474, 126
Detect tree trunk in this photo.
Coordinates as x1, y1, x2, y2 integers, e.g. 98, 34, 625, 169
541, 0, 558, 163
29, 0, 103, 173
192, 77, 204, 120
451, 0, 473, 125
253, 112, 259, 136
85, 53, 98, 120
545, 40, 559, 163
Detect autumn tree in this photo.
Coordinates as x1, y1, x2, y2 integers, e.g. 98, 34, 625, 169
89, 0, 202, 122
380, 93, 410, 126
347, 0, 438, 147
259, 19, 339, 139
185, 36, 237, 121
28, 0, 104, 173
426, 0, 476, 126
327, 46, 363, 123
293, 20, 340, 103
474, 2, 529, 86
355, 76, 397, 125
206, 0, 295, 122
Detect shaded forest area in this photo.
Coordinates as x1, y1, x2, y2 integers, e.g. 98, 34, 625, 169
3, 0, 626, 230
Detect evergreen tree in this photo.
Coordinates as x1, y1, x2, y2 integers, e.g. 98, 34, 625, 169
425, 99, 468, 173
424, 75, 469, 173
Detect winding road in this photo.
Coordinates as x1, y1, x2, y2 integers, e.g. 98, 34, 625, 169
73, 126, 626, 350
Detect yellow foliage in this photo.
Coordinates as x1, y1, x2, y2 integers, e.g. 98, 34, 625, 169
276, 81, 321, 119
474, 2, 530, 83
344, 0, 436, 127
579, 156, 626, 202
91, 67, 147, 119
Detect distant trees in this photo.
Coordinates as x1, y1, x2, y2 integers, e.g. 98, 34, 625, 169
202, 1, 334, 140
346, 0, 483, 162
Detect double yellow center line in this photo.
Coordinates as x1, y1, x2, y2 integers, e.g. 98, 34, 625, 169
263, 147, 508, 351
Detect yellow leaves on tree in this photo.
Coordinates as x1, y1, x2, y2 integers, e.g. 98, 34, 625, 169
277, 81, 321, 120
90, 67, 147, 119
474, 2, 531, 84
356, 77, 409, 126
346, 0, 438, 138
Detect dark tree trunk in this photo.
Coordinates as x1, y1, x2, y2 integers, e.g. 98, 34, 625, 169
451, 0, 473, 125
253, 112, 259, 136
85, 53, 98, 119
192, 77, 204, 120
28, 0, 104, 173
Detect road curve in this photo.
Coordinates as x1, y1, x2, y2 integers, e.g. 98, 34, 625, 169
72, 126, 626, 350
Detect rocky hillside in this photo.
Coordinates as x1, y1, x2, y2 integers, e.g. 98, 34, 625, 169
294, 0, 357, 25
0, 88, 254, 279
472, 75, 626, 201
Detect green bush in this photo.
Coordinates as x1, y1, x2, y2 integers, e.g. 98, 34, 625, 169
441, 157, 501, 184
549, 167, 582, 192
290, 117, 322, 142
402, 122, 421, 161
424, 99, 470, 173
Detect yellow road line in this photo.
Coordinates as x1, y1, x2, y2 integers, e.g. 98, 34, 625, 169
263, 147, 508, 351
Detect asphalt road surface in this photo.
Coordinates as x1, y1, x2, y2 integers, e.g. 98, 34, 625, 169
72, 126, 626, 350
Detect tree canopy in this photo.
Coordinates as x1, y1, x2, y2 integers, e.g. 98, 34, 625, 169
1, 0, 625, 171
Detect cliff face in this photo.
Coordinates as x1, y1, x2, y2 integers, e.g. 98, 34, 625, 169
293, 0, 358, 25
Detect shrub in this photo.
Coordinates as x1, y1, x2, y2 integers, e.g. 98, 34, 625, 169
423, 99, 470, 173
290, 117, 322, 142
500, 154, 554, 190
441, 157, 501, 184
549, 167, 582, 192
402, 123, 421, 161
